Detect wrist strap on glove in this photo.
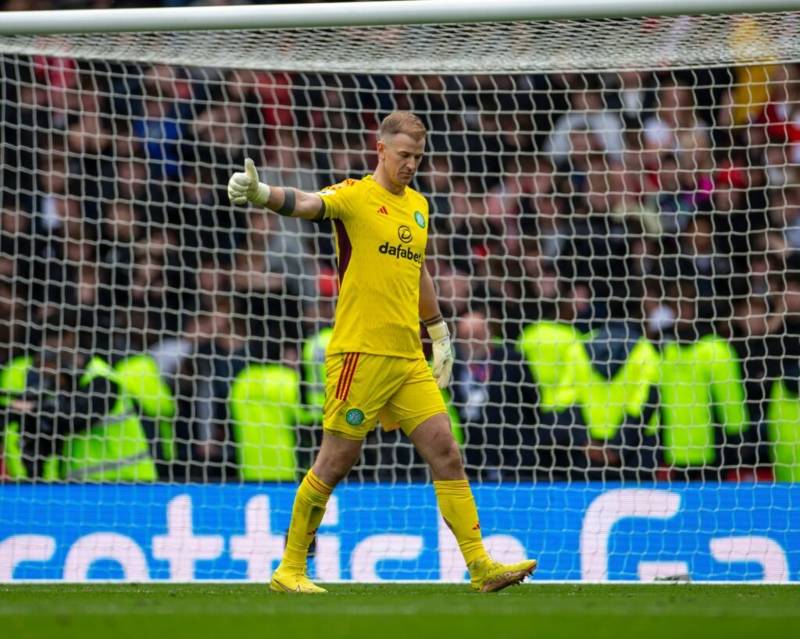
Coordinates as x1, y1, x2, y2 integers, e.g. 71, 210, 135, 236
426, 318, 449, 342
252, 182, 271, 207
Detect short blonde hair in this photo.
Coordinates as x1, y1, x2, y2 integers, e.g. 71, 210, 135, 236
378, 111, 427, 142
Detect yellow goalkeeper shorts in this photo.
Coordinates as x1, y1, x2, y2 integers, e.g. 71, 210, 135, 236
323, 352, 447, 440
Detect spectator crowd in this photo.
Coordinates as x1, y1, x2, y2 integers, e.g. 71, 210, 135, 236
2, 45, 800, 483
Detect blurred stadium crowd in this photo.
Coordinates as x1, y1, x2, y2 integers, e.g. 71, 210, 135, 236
2, 35, 800, 483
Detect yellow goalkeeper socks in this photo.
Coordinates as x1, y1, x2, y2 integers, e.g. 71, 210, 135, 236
434, 479, 490, 565
281, 470, 333, 571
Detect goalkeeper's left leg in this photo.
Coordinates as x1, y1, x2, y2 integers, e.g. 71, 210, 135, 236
407, 412, 538, 592
434, 478, 538, 591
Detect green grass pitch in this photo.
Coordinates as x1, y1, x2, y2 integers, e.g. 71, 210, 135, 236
1, 584, 797, 639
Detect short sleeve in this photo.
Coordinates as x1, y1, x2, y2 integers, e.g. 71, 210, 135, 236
317, 178, 358, 221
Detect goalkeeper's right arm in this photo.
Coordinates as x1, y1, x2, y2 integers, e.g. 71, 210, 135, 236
227, 158, 324, 221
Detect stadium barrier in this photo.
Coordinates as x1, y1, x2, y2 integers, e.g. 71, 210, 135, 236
1, 483, 796, 583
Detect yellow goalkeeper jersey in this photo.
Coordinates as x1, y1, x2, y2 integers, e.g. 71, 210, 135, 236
318, 175, 429, 359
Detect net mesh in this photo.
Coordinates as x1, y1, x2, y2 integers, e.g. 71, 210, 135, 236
1, 12, 800, 73
1, 7, 799, 582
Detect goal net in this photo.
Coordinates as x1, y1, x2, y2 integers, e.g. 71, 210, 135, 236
0, 1, 799, 583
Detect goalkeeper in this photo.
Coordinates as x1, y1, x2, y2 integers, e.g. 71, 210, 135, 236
228, 111, 536, 593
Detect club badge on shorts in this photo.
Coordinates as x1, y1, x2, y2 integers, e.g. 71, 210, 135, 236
346, 408, 365, 426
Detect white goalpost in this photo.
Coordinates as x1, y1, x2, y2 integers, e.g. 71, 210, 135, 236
0, 0, 799, 583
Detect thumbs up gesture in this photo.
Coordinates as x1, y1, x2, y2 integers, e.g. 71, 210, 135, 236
227, 158, 270, 206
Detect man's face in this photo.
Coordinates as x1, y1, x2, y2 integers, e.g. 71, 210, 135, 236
737, 300, 769, 337
456, 314, 491, 362
673, 282, 697, 330
378, 132, 425, 189
784, 282, 800, 315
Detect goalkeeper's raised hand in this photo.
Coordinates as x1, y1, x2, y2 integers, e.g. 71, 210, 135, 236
428, 320, 454, 389
227, 158, 270, 206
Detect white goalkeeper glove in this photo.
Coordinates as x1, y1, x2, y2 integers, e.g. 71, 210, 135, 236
227, 157, 270, 207
428, 320, 454, 389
